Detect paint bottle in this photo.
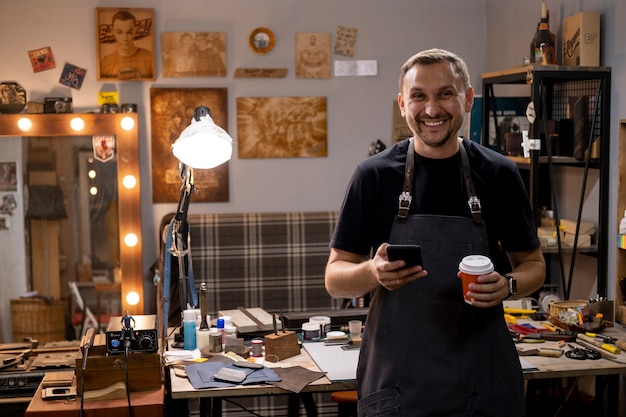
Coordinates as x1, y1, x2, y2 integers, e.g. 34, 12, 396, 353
217, 318, 225, 347
183, 309, 197, 350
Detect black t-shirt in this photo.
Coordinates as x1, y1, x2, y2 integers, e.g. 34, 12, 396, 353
330, 138, 539, 272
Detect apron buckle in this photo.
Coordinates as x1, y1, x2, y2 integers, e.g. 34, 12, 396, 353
398, 192, 412, 218
468, 196, 482, 214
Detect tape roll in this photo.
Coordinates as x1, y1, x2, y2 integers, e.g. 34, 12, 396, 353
539, 291, 561, 314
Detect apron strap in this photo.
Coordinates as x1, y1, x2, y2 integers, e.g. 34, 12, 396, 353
397, 138, 414, 219
397, 137, 483, 223
458, 138, 483, 224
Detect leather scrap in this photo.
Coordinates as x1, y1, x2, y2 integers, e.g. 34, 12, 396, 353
267, 365, 326, 393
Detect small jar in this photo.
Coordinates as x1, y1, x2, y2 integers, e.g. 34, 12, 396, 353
302, 322, 320, 341
209, 328, 223, 352
309, 316, 331, 338
101, 103, 118, 113
224, 325, 237, 341
121, 103, 137, 113
251, 338, 263, 357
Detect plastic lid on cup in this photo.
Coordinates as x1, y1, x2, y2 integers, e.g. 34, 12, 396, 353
459, 255, 494, 275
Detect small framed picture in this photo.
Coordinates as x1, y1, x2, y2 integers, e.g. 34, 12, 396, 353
0, 161, 18, 192
162, 32, 227, 77
95, 7, 156, 81
249, 27, 275, 54
296, 32, 331, 79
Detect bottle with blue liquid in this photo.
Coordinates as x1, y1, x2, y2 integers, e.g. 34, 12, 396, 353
183, 309, 197, 350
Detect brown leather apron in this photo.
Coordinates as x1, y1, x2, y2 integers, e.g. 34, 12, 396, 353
356, 138, 524, 417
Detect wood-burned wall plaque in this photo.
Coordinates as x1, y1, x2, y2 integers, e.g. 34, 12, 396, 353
234, 68, 287, 78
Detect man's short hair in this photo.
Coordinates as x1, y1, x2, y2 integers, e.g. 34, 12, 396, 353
399, 48, 471, 92
112, 10, 136, 25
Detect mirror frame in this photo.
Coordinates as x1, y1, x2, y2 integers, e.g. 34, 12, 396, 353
0, 113, 143, 314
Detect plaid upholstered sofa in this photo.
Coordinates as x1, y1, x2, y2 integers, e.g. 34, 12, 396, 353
160, 211, 346, 416
186, 211, 343, 318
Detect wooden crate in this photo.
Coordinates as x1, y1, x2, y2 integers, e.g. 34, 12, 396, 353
75, 352, 162, 394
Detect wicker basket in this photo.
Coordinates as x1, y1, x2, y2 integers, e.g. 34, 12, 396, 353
548, 299, 588, 319
10, 298, 66, 344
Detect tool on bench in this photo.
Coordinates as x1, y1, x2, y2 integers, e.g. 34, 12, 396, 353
574, 339, 626, 364
584, 332, 626, 350
517, 347, 563, 358
565, 344, 601, 360
577, 333, 621, 355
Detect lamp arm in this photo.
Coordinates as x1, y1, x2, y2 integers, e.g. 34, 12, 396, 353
175, 164, 194, 223
170, 165, 196, 315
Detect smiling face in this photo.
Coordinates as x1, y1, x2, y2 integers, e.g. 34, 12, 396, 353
398, 60, 473, 158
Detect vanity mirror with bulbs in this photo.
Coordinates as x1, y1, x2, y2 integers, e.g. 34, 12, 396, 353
0, 113, 144, 315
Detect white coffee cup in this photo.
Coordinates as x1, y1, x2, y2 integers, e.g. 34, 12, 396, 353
459, 255, 494, 304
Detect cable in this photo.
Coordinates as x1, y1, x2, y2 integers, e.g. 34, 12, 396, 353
222, 398, 264, 417
80, 327, 96, 417
124, 339, 134, 417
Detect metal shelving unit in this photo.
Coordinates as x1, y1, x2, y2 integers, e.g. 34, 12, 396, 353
481, 64, 611, 299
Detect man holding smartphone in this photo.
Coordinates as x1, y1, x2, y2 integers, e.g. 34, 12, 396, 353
325, 48, 545, 416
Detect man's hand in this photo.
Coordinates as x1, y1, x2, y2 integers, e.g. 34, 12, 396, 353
459, 271, 508, 307
372, 243, 428, 291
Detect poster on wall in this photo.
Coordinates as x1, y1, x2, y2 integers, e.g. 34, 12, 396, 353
95, 7, 156, 81
27, 46, 56, 73
0, 161, 17, 192
161, 32, 226, 77
295, 32, 331, 79
236, 96, 327, 159
150, 88, 229, 203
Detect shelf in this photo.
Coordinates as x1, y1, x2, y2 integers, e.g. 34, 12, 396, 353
506, 154, 601, 168
541, 245, 598, 254
481, 64, 611, 84
482, 66, 611, 299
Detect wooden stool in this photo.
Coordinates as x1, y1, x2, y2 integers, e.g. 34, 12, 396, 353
331, 390, 358, 417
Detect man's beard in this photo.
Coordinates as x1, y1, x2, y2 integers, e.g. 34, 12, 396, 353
413, 118, 460, 148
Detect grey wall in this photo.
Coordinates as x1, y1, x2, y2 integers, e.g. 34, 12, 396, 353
1, 0, 625, 341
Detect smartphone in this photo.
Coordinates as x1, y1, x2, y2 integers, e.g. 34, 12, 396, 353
387, 244, 423, 267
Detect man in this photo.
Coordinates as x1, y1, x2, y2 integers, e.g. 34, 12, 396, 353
325, 48, 545, 416
100, 10, 154, 80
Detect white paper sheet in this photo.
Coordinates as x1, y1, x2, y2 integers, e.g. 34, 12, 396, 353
303, 342, 359, 381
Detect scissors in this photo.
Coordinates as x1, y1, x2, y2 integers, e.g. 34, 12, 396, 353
565, 343, 601, 360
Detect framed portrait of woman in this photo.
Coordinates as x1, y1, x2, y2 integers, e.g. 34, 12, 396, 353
95, 7, 156, 81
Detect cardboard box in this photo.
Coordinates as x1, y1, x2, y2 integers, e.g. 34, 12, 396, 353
562, 12, 600, 66
561, 232, 591, 248
537, 226, 558, 247
559, 218, 595, 235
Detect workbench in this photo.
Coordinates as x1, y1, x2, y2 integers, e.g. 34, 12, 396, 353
515, 320, 626, 416
25, 384, 164, 417
167, 321, 626, 417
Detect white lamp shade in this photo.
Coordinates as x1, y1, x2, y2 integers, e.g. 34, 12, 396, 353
172, 114, 233, 169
